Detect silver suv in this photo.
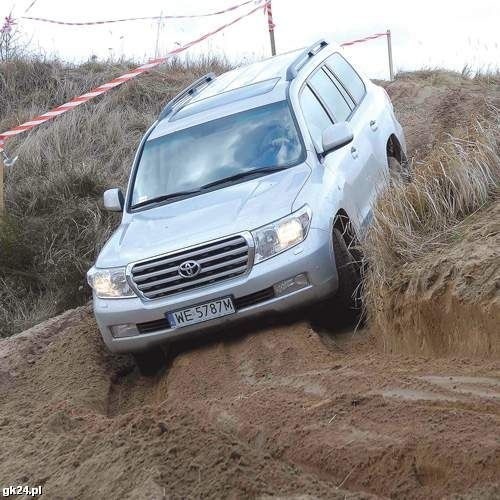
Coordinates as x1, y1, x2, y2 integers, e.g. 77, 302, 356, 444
88, 39, 407, 374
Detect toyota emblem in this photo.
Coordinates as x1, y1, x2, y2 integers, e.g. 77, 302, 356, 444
178, 260, 202, 279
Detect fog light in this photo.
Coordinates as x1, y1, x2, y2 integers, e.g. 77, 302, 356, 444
273, 273, 309, 297
111, 323, 139, 338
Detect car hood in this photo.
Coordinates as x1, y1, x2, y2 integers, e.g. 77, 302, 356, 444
97, 164, 311, 267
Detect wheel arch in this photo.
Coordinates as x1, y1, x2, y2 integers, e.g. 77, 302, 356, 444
386, 134, 406, 164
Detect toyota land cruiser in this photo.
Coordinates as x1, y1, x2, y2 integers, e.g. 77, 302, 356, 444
87, 39, 407, 374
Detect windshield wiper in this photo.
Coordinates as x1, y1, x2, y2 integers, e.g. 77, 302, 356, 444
199, 166, 289, 190
131, 189, 202, 209
132, 166, 289, 209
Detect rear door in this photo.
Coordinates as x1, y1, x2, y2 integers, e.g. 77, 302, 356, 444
325, 54, 388, 220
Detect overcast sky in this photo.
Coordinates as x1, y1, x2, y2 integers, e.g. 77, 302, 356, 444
7, 0, 500, 79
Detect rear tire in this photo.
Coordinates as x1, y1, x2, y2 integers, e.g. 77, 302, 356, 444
388, 156, 411, 184
133, 348, 166, 377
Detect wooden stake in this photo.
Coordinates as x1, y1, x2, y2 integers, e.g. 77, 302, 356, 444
154, 10, 163, 59
269, 29, 276, 56
386, 29, 394, 81
0, 150, 17, 214
266, 1, 276, 56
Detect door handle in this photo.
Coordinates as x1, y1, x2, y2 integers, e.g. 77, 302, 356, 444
370, 119, 378, 131
351, 146, 359, 159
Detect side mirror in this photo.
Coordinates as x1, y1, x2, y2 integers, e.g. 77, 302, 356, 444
321, 122, 354, 156
103, 188, 124, 212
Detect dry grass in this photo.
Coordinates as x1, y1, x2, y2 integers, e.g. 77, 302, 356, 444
362, 108, 499, 338
0, 55, 231, 337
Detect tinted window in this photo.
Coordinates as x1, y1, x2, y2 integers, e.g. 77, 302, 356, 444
309, 68, 352, 122
300, 86, 332, 147
131, 101, 304, 207
326, 53, 366, 103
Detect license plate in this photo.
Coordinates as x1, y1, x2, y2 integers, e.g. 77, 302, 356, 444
167, 297, 235, 329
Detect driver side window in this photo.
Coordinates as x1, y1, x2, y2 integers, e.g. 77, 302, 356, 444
300, 86, 333, 149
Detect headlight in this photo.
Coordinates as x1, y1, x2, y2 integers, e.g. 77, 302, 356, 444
86, 266, 136, 299
252, 205, 311, 263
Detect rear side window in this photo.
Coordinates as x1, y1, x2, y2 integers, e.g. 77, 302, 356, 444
324, 66, 355, 108
309, 68, 352, 122
300, 86, 332, 147
326, 53, 366, 103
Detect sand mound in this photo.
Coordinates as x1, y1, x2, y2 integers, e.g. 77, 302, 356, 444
367, 73, 500, 357
1, 309, 499, 499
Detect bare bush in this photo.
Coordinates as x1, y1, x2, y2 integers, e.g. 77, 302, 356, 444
0, 17, 27, 61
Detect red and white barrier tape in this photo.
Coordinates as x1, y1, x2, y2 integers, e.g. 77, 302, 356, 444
21, 0, 257, 26
340, 32, 387, 47
0, 1, 268, 152
264, 1, 275, 31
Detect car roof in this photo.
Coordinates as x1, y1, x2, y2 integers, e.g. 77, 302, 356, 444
149, 51, 303, 139
167, 50, 303, 122
192, 49, 302, 98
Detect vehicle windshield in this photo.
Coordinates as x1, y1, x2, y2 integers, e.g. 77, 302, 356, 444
130, 101, 304, 208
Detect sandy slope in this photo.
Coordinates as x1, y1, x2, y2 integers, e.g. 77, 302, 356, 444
382, 71, 500, 163
0, 308, 499, 499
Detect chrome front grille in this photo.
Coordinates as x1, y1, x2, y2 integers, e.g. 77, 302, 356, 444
130, 235, 251, 300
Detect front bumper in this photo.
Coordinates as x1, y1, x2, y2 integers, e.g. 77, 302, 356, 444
93, 227, 337, 353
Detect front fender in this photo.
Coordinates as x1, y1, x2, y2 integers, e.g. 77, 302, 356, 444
292, 152, 363, 238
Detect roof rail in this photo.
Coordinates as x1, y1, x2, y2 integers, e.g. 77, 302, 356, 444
158, 72, 216, 120
285, 39, 329, 81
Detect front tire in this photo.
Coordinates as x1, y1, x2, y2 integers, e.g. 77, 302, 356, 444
331, 228, 362, 317
311, 228, 362, 330
133, 348, 166, 377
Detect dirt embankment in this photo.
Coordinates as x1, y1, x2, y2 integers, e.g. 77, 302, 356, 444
1, 309, 499, 499
371, 72, 500, 357
372, 201, 499, 357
